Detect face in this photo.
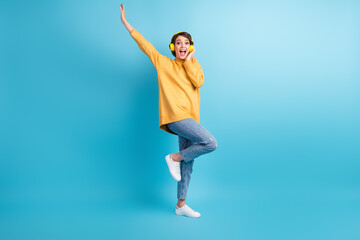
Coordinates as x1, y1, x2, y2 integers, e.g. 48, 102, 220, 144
174, 35, 191, 60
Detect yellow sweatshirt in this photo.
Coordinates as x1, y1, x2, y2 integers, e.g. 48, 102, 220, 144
130, 28, 204, 135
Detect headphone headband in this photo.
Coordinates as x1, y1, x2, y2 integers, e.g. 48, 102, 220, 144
171, 31, 193, 42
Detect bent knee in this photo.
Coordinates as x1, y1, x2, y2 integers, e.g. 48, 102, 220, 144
205, 137, 218, 151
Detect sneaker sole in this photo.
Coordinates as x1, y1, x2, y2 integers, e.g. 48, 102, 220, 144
175, 211, 201, 218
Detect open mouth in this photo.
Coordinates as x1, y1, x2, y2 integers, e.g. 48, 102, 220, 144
179, 50, 187, 57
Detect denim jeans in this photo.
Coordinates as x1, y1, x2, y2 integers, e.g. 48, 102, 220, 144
167, 118, 217, 200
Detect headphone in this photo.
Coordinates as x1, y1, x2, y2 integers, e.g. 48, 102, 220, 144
169, 31, 194, 53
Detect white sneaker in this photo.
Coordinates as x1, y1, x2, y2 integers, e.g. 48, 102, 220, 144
165, 153, 181, 181
175, 204, 201, 218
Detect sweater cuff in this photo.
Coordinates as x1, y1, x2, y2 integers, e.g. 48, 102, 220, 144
130, 28, 137, 36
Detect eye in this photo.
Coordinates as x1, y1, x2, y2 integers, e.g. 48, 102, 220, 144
186, 42, 189, 45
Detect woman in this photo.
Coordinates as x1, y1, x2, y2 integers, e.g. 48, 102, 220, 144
120, 3, 217, 218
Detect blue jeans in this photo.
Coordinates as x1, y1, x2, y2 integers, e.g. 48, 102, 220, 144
167, 118, 218, 200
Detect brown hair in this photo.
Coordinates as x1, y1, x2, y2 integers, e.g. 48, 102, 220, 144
170, 32, 194, 57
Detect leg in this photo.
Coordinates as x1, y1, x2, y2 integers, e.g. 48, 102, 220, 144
177, 135, 195, 207
174, 138, 201, 218
167, 118, 218, 162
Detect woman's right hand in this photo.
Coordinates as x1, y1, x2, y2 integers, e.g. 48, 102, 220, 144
120, 3, 134, 33
120, 3, 126, 24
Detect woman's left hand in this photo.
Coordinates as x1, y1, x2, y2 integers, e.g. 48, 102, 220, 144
185, 46, 195, 61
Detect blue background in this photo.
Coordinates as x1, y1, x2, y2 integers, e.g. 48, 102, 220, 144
1, 0, 360, 239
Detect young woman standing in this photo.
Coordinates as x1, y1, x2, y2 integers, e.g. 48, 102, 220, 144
120, 3, 217, 218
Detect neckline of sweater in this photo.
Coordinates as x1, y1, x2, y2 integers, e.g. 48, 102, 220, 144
174, 58, 185, 63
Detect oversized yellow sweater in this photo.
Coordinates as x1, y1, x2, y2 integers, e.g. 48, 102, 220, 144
130, 28, 204, 135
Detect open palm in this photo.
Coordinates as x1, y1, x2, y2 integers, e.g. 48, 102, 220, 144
120, 3, 126, 23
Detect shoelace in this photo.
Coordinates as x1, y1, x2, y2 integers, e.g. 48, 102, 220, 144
184, 205, 198, 214
177, 204, 198, 214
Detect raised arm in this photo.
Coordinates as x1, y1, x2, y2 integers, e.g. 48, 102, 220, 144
120, 3, 162, 68
120, 3, 133, 33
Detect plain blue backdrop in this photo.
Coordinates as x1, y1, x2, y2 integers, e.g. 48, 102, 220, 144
1, 0, 359, 239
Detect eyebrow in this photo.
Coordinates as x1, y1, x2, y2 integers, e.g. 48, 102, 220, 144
176, 39, 189, 42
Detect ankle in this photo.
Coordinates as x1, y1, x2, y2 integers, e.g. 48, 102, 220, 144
177, 201, 185, 208
172, 153, 182, 162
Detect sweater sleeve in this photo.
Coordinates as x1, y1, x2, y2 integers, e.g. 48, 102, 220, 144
130, 28, 162, 68
183, 58, 204, 88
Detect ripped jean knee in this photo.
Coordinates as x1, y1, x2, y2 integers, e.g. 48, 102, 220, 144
205, 136, 217, 151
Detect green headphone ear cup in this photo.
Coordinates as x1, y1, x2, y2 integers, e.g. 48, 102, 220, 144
169, 43, 175, 51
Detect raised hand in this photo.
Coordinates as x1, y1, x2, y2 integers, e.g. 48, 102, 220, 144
120, 3, 134, 33
120, 3, 126, 24
185, 46, 195, 61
